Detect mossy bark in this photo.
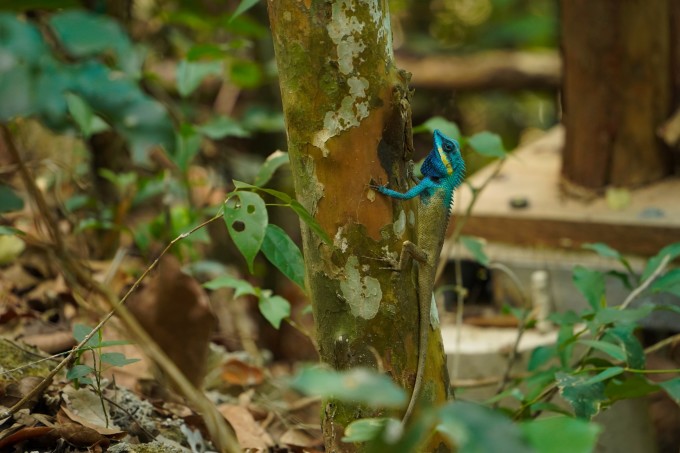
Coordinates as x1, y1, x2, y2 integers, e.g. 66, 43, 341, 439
267, 1, 450, 451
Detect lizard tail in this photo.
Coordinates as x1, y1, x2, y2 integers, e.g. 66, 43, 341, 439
402, 301, 429, 424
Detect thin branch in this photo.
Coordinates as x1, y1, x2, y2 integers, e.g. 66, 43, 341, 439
620, 255, 671, 309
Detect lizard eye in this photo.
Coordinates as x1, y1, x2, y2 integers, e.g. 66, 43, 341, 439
444, 143, 453, 152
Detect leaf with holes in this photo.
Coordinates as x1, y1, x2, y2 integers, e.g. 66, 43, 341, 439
224, 191, 268, 273
258, 294, 290, 329
556, 372, 606, 419
261, 224, 305, 289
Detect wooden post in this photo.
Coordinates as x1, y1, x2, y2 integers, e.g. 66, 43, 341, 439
560, 0, 673, 191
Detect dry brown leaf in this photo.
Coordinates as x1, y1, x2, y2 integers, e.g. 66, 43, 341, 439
56, 423, 109, 449
0, 376, 43, 410
22, 331, 75, 354
218, 403, 273, 450
221, 359, 265, 387
127, 255, 216, 387
60, 386, 124, 436
280, 428, 324, 449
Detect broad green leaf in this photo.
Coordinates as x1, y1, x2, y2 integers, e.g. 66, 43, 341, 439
468, 131, 507, 158
642, 242, 680, 281
437, 401, 533, 453
261, 224, 305, 289
578, 339, 627, 362
290, 366, 407, 408
582, 243, 621, 260
658, 377, 680, 404
196, 116, 249, 139
101, 352, 140, 367
581, 367, 624, 386
65, 92, 94, 136
254, 150, 289, 187
651, 268, 680, 297
66, 364, 94, 381
176, 59, 223, 97
343, 418, 392, 443
605, 375, 659, 402
229, 59, 262, 89
460, 235, 489, 266
0, 226, 24, 236
605, 324, 645, 369
224, 191, 268, 273
173, 124, 202, 172
0, 184, 24, 213
187, 44, 225, 61
203, 275, 257, 298
258, 294, 290, 329
572, 266, 605, 311
49, 10, 141, 76
592, 305, 654, 326
230, 0, 260, 22
521, 417, 600, 453
527, 345, 556, 371
413, 116, 461, 141
556, 372, 606, 419
72, 324, 101, 348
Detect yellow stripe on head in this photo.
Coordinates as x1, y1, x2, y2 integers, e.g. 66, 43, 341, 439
437, 146, 454, 175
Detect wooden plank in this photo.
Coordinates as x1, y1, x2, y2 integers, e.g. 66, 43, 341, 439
455, 126, 680, 257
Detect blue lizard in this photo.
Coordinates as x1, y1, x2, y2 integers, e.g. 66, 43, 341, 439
372, 129, 465, 422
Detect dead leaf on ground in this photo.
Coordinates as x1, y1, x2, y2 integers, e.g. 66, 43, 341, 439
60, 386, 124, 436
280, 428, 324, 449
127, 255, 216, 387
221, 358, 265, 387
218, 403, 274, 450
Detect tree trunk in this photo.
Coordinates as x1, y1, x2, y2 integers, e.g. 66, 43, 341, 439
560, 0, 672, 191
267, 1, 450, 451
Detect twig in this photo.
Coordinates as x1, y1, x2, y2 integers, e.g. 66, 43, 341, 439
620, 255, 671, 310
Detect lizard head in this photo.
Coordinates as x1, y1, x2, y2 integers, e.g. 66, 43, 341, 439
422, 129, 465, 188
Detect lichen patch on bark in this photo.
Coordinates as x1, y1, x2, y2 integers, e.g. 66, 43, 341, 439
339, 255, 382, 320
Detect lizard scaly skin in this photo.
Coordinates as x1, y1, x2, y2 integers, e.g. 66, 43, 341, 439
372, 129, 465, 422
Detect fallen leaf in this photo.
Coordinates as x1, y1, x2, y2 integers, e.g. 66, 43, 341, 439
218, 404, 274, 450
280, 428, 324, 449
221, 359, 265, 386
60, 386, 124, 436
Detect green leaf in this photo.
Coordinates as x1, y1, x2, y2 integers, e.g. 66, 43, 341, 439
582, 243, 621, 260
100, 352, 140, 367
65, 92, 94, 137
437, 401, 533, 453
467, 131, 507, 158
176, 59, 223, 97
223, 191, 268, 273
66, 364, 94, 381
556, 372, 606, 419
261, 224, 305, 289
578, 340, 627, 362
196, 116, 250, 139
49, 10, 140, 76
173, 124, 202, 172
203, 275, 257, 298
0, 184, 24, 213
343, 418, 392, 443
413, 116, 461, 141
460, 235, 489, 266
229, 59, 262, 89
527, 345, 556, 371
0, 226, 24, 236
581, 367, 624, 386
605, 324, 645, 369
230, 0, 260, 22
642, 242, 680, 281
651, 268, 680, 297
592, 305, 654, 326
254, 150, 289, 187
258, 294, 290, 329
658, 377, 680, 404
290, 366, 407, 408
72, 324, 101, 348
605, 374, 659, 402
521, 417, 600, 453
572, 266, 605, 311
